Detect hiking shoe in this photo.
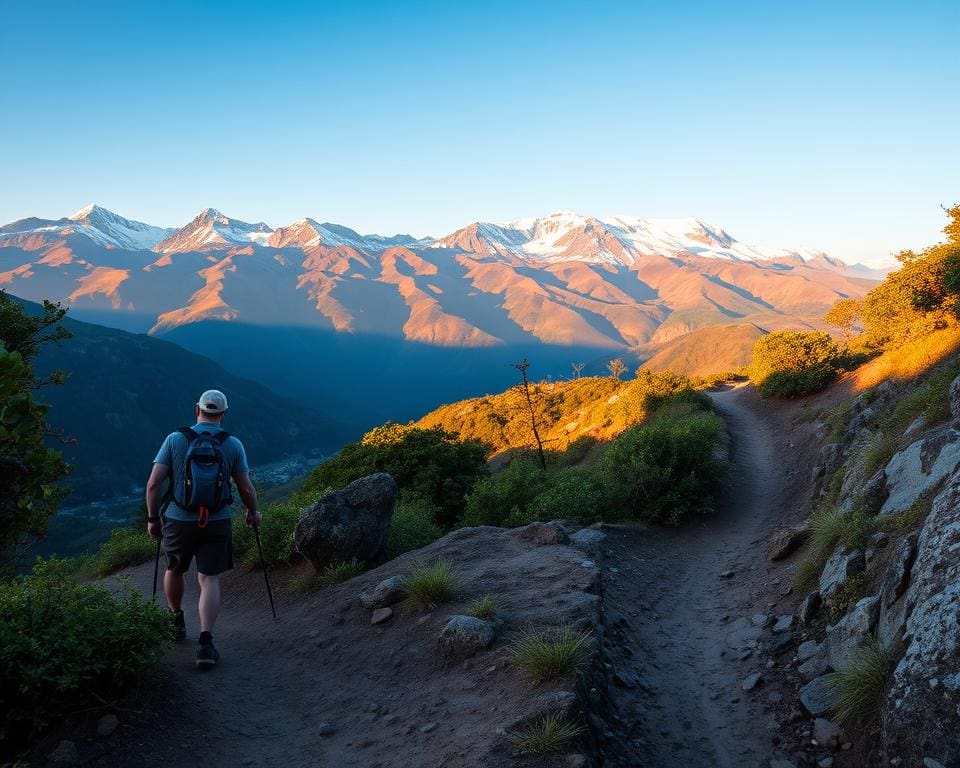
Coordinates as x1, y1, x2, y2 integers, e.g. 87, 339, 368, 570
196, 632, 219, 669
171, 609, 186, 642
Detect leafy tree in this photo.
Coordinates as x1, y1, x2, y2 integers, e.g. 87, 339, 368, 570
0, 293, 71, 572
824, 298, 861, 342
301, 423, 487, 528
750, 330, 843, 397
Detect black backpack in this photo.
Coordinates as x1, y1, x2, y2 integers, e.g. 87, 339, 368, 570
173, 427, 233, 526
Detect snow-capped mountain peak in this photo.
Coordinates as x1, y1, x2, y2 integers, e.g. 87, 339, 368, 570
154, 208, 274, 254
0, 204, 174, 250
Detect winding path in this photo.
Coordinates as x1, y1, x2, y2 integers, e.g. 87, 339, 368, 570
600, 385, 790, 767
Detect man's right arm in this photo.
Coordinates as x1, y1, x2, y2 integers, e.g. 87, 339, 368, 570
234, 471, 260, 526
145, 463, 169, 540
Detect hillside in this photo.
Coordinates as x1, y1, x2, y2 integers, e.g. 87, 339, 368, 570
17, 297, 354, 502
638, 322, 767, 376
416, 371, 704, 459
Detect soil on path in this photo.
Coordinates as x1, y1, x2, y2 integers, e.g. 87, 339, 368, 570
599, 385, 813, 768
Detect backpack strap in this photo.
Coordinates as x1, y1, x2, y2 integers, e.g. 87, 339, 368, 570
215, 431, 231, 444
178, 427, 199, 441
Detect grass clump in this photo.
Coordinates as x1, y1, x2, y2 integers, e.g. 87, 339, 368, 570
832, 571, 871, 617
403, 559, 458, 605
287, 559, 365, 595
510, 626, 593, 682
825, 636, 892, 724
509, 713, 584, 754
809, 507, 875, 559
793, 555, 823, 594
466, 594, 498, 619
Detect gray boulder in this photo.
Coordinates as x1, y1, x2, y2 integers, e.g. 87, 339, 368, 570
798, 651, 831, 683
883, 471, 960, 765
824, 595, 880, 671
881, 533, 919, 609
437, 615, 496, 660
797, 639, 822, 662
819, 546, 865, 600
294, 473, 398, 572
799, 675, 833, 716
569, 527, 607, 551
769, 523, 811, 561
861, 468, 889, 516
813, 717, 844, 746
879, 427, 960, 516
950, 373, 960, 420
359, 575, 406, 610
800, 591, 823, 625
510, 520, 569, 546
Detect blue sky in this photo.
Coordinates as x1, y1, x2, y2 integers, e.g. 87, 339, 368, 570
1, 0, 957, 265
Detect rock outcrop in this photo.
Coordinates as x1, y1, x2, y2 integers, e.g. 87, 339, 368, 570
879, 426, 960, 516
882, 472, 960, 766
294, 472, 398, 572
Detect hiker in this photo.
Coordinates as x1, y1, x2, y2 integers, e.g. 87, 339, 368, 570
145, 389, 260, 669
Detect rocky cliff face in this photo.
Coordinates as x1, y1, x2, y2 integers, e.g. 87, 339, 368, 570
789, 365, 960, 768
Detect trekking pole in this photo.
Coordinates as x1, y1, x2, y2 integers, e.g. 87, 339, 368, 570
152, 535, 161, 601
253, 523, 277, 620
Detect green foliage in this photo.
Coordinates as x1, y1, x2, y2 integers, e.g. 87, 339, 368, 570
232, 500, 300, 567
825, 637, 892, 725
527, 466, 615, 526
403, 559, 458, 606
793, 555, 823, 594
388, 496, 444, 558
82, 526, 156, 577
509, 714, 584, 754
824, 298, 862, 340
510, 625, 593, 682
882, 494, 932, 535
0, 559, 170, 745
461, 459, 547, 528
466, 594, 498, 619
301, 424, 488, 529
0, 292, 72, 572
600, 406, 726, 524
833, 571, 871, 617
750, 330, 844, 397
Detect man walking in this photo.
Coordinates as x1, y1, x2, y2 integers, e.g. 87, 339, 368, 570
145, 389, 260, 669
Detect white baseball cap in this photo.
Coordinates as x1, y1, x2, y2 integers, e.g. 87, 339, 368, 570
197, 389, 229, 414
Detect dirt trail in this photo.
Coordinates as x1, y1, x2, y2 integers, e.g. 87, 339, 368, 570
599, 385, 798, 768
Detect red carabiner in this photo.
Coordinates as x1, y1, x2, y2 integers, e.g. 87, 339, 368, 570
198, 506, 209, 529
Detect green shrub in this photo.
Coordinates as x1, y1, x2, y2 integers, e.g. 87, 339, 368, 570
527, 466, 615, 526
388, 496, 443, 558
403, 559, 458, 605
301, 424, 488, 529
793, 555, 823, 594
466, 594, 498, 619
809, 507, 875, 560
510, 626, 593, 682
750, 330, 843, 397
509, 714, 584, 754
600, 407, 726, 524
83, 526, 155, 577
825, 636, 891, 724
461, 459, 547, 528
232, 500, 301, 567
0, 559, 170, 745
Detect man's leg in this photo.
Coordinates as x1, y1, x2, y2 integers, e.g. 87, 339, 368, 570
197, 572, 222, 633
164, 569, 185, 611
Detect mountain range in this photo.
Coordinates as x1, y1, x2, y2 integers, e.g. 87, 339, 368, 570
1, 204, 883, 424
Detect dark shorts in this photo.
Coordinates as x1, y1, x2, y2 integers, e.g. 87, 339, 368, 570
162, 518, 234, 575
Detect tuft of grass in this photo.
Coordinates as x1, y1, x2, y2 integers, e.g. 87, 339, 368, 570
509, 713, 584, 754
824, 636, 892, 725
793, 555, 823, 594
287, 559, 365, 595
466, 594, 498, 619
863, 431, 898, 477
809, 507, 876, 560
403, 559, 458, 606
510, 625, 593, 682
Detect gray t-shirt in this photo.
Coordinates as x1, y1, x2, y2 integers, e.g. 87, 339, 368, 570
153, 422, 249, 522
